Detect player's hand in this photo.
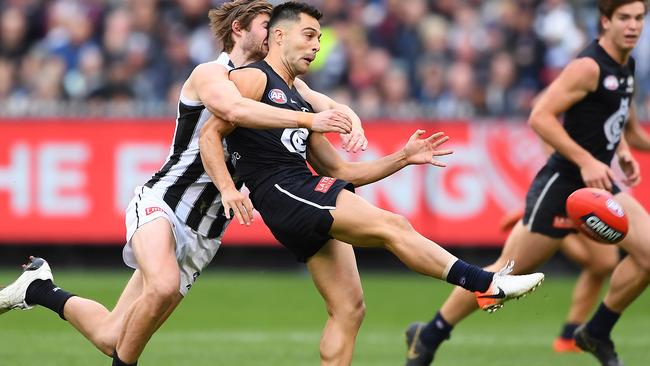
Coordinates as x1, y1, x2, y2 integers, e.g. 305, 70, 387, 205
341, 126, 368, 153
403, 130, 453, 167
618, 151, 641, 187
221, 187, 254, 226
579, 158, 616, 191
311, 110, 352, 134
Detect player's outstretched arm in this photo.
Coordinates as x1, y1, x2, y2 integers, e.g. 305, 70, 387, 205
199, 116, 254, 226
307, 130, 451, 188
294, 78, 368, 152
529, 57, 616, 191
188, 63, 352, 133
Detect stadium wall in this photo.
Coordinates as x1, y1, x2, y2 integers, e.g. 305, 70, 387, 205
2, 119, 650, 248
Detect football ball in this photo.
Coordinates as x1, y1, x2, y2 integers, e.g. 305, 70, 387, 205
566, 188, 628, 244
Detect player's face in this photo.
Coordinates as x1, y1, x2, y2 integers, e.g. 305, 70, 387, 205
602, 1, 646, 51
242, 13, 270, 61
284, 14, 321, 75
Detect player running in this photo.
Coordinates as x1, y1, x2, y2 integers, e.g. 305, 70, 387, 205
405, 1, 650, 365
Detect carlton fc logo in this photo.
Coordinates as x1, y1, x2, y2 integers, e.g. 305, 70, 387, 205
268, 89, 287, 104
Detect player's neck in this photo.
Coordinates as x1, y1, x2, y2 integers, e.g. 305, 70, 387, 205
227, 47, 257, 68
598, 37, 632, 65
265, 54, 296, 88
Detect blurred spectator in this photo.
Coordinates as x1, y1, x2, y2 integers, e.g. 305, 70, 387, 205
0, 0, 647, 120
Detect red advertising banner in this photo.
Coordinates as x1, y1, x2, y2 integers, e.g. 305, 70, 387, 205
1, 119, 649, 246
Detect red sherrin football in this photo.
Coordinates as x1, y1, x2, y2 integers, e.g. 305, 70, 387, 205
566, 188, 628, 244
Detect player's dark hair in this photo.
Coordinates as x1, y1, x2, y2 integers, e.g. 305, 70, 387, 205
268, 1, 322, 31
208, 0, 272, 52
598, 0, 648, 33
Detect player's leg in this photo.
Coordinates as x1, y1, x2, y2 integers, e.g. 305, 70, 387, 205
575, 192, 650, 365
329, 190, 544, 300
306, 239, 365, 366
113, 217, 183, 364
403, 221, 561, 365
61, 270, 144, 356
554, 234, 618, 353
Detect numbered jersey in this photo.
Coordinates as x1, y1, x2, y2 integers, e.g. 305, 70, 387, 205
548, 39, 635, 171
226, 61, 315, 197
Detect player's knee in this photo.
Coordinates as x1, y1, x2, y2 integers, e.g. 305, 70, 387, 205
145, 280, 179, 306
383, 213, 413, 240
587, 257, 618, 277
332, 298, 365, 327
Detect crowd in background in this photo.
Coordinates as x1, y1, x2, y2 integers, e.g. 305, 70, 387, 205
0, 0, 649, 119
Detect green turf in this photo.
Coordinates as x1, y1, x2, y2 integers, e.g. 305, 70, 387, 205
1, 269, 648, 365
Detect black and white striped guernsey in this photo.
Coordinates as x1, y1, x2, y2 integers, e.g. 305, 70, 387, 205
144, 52, 241, 239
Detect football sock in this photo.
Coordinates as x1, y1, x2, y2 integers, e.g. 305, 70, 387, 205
25, 279, 74, 320
586, 302, 620, 341
112, 351, 138, 366
559, 322, 580, 340
420, 311, 452, 350
444, 259, 494, 292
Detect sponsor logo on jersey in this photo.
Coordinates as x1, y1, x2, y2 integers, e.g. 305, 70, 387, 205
315, 177, 337, 193
552, 216, 574, 229
268, 89, 287, 104
145, 207, 164, 215
603, 75, 619, 90
606, 198, 624, 217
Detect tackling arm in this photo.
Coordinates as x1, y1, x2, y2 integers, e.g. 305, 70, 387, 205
188, 63, 351, 133
294, 78, 368, 152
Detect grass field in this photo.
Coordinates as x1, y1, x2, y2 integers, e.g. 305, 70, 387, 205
1, 269, 649, 365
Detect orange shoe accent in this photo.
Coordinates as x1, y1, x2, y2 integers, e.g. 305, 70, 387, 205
553, 337, 582, 353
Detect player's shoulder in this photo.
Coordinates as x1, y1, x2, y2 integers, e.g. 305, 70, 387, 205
193, 61, 230, 79
229, 67, 267, 100
558, 57, 600, 91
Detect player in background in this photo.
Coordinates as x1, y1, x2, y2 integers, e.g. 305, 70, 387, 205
404, 2, 650, 366
208, 3, 544, 365
499, 138, 633, 353
0, 1, 367, 365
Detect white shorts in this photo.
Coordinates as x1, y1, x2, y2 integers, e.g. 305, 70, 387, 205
124, 186, 225, 296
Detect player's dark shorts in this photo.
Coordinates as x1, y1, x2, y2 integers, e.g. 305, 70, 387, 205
523, 164, 621, 238
253, 175, 354, 262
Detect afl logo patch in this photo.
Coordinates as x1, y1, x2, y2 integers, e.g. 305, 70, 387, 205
268, 89, 287, 104
603, 75, 619, 90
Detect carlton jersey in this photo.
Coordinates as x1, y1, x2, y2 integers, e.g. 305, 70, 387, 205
144, 52, 242, 238
226, 61, 315, 199
548, 40, 635, 172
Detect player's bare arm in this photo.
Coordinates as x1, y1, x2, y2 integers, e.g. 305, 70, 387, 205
529, 57, 616, 191
307, 130, 451, 187
294, 77, 368, 152
186, 62, 352, 133
199, 118, 254, 226
624, 103, 650, 150
616, 135, 641, 186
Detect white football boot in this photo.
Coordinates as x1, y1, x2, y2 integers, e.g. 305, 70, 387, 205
475, 260, 545, 313
0, 257, 53, 314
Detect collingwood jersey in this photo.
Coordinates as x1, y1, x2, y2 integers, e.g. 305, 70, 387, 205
549, 40, 635, 171
225, 61, 314, 199
144, 52, 241, 238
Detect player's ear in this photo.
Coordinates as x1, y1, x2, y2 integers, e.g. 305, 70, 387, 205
272, 27, 284, 45
232, 20, 243, 36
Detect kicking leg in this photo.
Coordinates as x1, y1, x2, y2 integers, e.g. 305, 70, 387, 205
307, 240, 365, 366
404, 221, 560, 365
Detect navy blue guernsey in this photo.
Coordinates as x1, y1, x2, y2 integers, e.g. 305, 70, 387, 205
226, 61, 315, 199
548, 40, 635, 172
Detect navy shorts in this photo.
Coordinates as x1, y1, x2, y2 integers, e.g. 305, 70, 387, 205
523, 165, 621, 238
253, 175, 354, 262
